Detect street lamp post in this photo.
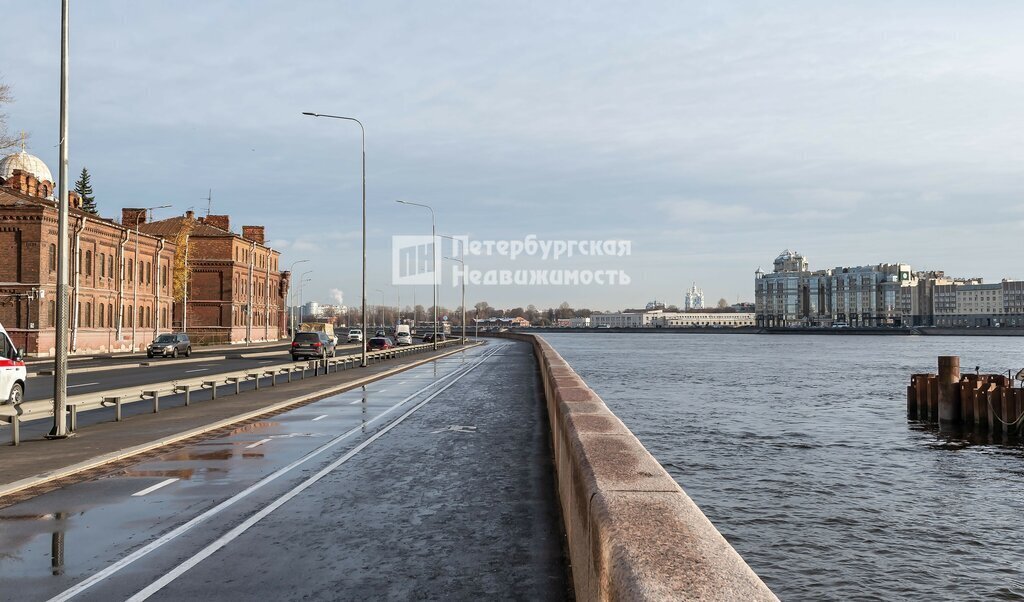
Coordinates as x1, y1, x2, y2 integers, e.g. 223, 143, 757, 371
49, 0, 71, 439
443, 256, 467, 345
286, 259, 308, 336
132, 205, 170, 352
297, 270, 313, 327
374, 288, 385, 327
396, 200, 437, 349
438, 234, 467, 344
302, 111, 367, 368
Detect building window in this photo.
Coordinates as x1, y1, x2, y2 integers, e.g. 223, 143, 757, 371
128, 259, 133, 283
85, 250, 92, 276
99, 253, 105, 278
109, 255, 114, 279
162, 263, 168, 288
162, 307, 168, 327
85, 302, 92, 327
108, 303, 114, 327
139, 261, 144, 283
48, 300, 55, 326
49, 244, 56, 272
146, 261, 151, 285
127, 305, 133, 327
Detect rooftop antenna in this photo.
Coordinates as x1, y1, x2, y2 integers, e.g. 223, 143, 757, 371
203, 189, 212, 216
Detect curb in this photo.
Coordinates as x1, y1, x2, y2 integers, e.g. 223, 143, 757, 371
0, 342, 482, 500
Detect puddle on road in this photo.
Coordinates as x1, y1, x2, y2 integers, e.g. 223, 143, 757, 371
121, 469, 196, 479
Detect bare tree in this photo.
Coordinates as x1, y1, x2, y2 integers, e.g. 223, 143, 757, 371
0, 81, 17, 151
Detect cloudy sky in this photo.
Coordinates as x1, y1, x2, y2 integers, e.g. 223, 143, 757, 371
3, 1, 1023, 311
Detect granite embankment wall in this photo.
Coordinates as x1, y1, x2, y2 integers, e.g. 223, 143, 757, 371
497, 333, 777, 601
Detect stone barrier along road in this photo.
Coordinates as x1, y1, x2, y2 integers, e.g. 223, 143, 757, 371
495, 332, 778, 601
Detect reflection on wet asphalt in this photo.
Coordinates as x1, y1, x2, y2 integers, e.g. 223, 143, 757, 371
0, 345, 493, 600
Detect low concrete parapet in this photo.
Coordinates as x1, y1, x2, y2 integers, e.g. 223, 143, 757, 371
496, 332, 777, 601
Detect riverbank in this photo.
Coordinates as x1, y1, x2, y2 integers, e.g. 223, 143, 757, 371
517, 326, 1024, 336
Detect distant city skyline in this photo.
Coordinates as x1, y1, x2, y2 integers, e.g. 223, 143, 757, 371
3, 1, 1022, 309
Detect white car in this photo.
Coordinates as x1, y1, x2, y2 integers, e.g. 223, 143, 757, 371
0, 322, 27, 406
347, 329, 363, 343
395, 333, 413, 346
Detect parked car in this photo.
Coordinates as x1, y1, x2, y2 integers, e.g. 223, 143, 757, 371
347, 328, 363, 343
367, 336, 393, 351
0, 322, 26, 407
395, 332, 413, 346
422, 332, 446, 343
291, 331, 336, 360
147, 333, 191, 358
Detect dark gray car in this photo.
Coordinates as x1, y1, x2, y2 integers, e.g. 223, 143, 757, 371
291, 331, 336, 360
147, 333, 191, 358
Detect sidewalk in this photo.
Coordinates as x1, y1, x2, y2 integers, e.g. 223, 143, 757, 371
0, 344, 475, 503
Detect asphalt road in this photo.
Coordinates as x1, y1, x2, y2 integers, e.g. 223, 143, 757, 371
24, 341, 293, 372
23, 343, 364, 402
0, 340, 569, 600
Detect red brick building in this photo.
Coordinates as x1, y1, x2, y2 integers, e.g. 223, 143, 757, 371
139, 211, 288, 345
0, 145, 288, 355
0, 149, 176, 356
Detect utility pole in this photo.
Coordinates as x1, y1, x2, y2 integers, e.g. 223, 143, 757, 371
48, 0, 71, 439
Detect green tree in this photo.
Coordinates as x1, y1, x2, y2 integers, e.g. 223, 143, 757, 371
74, 167, 98, 214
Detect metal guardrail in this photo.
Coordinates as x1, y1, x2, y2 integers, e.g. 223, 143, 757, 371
0, 339, 465, 445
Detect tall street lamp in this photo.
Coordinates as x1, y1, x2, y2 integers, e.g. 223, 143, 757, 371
49, 0, 72, 439
443, 256, 467, 345
297, 270, 313, 326
287, 259, 308, 336
396, 200, 437, 349
438, 233, 467, 345
133, 204, 171, 352
374, 288, 385, 327
302, 111, 367, 368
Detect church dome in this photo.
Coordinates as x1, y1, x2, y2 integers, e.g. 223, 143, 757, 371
0, 150, 54, 184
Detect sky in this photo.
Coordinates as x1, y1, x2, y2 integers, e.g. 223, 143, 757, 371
2, 1, 1023, 311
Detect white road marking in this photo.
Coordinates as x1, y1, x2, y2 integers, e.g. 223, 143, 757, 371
312, 415, 328, 421
244, 438, 272, 449
67, 382, 99, 389
431, 425, 477, 434
184, 369, 208, 373
398, 381, 407, 385
131, 478, 179, 497
47, 344, 503, 602
125, 344, 503, 601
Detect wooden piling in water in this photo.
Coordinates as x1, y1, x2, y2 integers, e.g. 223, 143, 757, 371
907, 356, 1023, 437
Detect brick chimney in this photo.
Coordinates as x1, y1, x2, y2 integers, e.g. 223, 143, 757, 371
122, 207, 147, 227
242, 225, 265, 245
203, 214, 230, 232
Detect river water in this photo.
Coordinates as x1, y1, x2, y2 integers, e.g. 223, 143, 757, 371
544, 332, 1024, 601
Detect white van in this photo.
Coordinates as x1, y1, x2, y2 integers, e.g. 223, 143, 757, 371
394, 324, 412, 346
0, 322, 26, 406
